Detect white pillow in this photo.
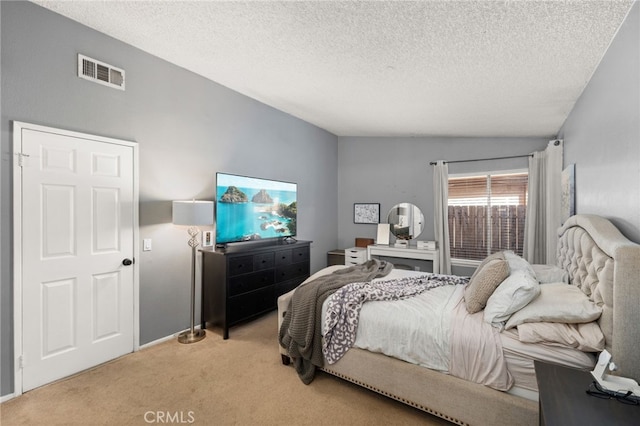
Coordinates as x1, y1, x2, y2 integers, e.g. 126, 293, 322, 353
503, 250, 535, 275
505, 283, 602, 330
484, 268, 540, 328
516, 321, 604, 352
531, 264, 569, 284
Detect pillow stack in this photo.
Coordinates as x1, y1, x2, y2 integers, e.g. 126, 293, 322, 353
504, 283, 602, 329
462, 251, 605, 351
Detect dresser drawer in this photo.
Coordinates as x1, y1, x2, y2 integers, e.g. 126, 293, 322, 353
253, 252, 275, 270
227, 286, 275, 324
276, 262, 310, 282
292, 246, 310, 263
275, 277, 306, 297
275, 249, 292, 266
228, 255, 254, 276
229, 270, 275, 297
275, 245, 310, 267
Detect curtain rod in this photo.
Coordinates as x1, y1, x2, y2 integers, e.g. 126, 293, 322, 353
429, 153, 533, 166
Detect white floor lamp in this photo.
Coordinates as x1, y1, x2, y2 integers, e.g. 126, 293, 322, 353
172, 200, 214, 344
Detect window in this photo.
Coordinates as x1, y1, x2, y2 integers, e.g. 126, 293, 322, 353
448, 171, 528, 261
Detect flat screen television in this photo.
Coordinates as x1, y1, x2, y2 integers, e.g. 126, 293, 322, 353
215, 172, 297, 245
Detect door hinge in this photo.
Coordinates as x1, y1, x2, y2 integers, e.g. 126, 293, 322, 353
18, 355, 25, 369
16, 153, 30, 167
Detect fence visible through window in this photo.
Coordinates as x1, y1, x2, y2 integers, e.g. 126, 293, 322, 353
448, 205, 526, 260
448, 172, 528, 261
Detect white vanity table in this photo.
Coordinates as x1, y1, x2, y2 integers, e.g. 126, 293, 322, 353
365, 202, 439, 273
367, 245, 440, 274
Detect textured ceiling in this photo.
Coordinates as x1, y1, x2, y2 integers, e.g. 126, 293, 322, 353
32, 0, 634, 138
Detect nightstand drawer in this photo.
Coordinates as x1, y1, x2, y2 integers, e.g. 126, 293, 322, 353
345, 247, 366, 265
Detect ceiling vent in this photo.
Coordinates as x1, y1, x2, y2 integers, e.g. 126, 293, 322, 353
78, 54, 125, 90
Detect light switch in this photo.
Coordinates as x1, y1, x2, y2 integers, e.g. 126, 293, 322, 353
143, 239, 152, 251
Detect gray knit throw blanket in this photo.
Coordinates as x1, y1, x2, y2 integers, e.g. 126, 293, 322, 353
278, 259, 394, 384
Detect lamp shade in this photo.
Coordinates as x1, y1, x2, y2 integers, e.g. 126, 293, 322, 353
172, 200, 214, 226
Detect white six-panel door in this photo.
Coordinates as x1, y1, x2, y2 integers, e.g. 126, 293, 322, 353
13, 122, 138, 393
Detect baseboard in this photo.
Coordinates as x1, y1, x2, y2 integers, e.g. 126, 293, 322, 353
139, 325, 204, 350
1, 392, 16, 403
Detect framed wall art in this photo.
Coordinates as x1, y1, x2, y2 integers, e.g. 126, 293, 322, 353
354, 203, 380, 224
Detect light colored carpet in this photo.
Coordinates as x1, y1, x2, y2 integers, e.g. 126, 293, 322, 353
1, 311, 452, 425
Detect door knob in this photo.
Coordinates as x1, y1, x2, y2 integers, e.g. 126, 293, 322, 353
122, 258, 133, 266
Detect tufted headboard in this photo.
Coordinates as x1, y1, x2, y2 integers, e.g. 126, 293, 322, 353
556, 215, 640, 382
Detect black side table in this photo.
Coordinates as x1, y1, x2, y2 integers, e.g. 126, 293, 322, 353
535, 360, 638, 426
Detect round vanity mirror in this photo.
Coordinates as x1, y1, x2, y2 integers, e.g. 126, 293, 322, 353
387, 203, 424, 240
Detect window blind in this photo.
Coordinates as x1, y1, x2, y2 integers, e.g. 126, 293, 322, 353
448, 172, 528, 260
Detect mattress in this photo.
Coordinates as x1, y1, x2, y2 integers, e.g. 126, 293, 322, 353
500, 328, 596, 393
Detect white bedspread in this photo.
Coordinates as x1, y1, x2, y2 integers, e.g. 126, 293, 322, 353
352, 284, 461, 372
321, 268, 513, 390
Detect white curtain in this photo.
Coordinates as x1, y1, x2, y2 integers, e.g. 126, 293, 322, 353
433, 161, 451, 274
524, 140, 563, 264
523, 152, 546, 263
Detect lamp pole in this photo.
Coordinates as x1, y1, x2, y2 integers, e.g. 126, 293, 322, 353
178, 226, 206, 343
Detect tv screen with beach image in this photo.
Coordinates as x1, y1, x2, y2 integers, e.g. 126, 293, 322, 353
215, 173, 297, 244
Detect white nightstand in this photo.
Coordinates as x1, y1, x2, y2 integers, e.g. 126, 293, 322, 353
344, 247, 367, 265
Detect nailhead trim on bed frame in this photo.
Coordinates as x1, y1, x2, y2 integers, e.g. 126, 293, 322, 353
320, 367, 469, 426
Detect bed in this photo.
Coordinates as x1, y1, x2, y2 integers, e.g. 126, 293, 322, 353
277, 214, 640, 426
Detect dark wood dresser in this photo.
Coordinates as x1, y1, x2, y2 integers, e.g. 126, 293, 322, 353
201, 240, 311, 339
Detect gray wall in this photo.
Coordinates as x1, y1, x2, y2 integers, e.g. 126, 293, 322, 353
1, 2, 338, 396
559, 1, 640, 243
3, 0, 639, 400
337, 136, 549, 274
